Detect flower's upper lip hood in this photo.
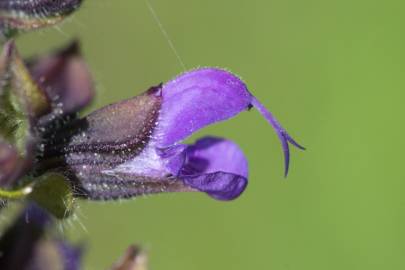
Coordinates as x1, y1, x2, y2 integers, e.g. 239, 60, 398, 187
157, 68, 251, 147
157, 67, 304, 176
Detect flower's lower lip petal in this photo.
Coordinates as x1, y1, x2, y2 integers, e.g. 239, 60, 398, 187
157, 68, 252, 147
178, 136, 249, 200
182, 172, 248, 201
179, 136, 248, 178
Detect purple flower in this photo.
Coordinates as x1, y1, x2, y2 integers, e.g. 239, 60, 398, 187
0, 204, 146, 270
0, 40, 303, 206
40, 68, 304, 201
0, 204, 83, 270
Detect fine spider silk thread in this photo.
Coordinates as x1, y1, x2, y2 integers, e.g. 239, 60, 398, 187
144, 0, 187, 72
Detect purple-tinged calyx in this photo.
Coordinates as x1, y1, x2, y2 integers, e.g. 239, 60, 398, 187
0, 40, 93, 211
27, 40, 94, 116
0, 0, 83, 38
39, 68, 303, 201
0, 139, 19, 187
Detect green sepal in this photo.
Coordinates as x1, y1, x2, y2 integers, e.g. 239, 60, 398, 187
0, 41, 50, 119
0, 90, 31, 158
28, 173, 76, 219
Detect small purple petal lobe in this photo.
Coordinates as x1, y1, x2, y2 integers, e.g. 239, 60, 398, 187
180, 137, 248, 177
183, 172, 247, 201
178, 137, 248, 200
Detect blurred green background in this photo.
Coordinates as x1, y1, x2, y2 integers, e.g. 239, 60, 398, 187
16, 0, 405, 269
